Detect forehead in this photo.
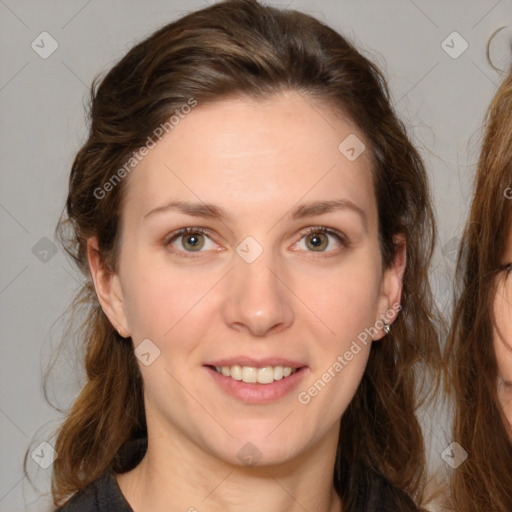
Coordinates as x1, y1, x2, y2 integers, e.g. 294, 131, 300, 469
122, 91, 376, 224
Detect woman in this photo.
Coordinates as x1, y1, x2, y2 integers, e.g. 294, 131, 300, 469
445, 71, 512, 511
49, 1, 441, 510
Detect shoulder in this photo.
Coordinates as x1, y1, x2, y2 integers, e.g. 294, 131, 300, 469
54, 472, 133, 512
54, 437, 146, 512
54, 477, 101, 512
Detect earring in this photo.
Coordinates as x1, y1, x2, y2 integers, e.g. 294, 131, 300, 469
383, 320, 392, 335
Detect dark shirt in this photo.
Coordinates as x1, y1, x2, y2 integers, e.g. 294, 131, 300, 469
55, 438, 147, 512
55, 438, 417, 512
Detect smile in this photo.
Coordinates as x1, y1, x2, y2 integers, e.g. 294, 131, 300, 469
213, 365, 299, 384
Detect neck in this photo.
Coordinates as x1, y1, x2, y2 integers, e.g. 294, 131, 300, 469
116, 421, 343, 512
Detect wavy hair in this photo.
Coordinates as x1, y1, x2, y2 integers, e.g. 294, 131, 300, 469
445, 71, 512, 511
42, 1, 441, 508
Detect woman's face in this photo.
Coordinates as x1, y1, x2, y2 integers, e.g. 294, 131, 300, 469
91, 90, 404, 468
494, 225, 512, 429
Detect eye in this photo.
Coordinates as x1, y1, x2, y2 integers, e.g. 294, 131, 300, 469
293, 226, 349, 254
164, 227, 219, 257
498, 263, 512, 277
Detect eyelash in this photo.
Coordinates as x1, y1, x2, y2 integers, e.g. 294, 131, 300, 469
163, 226, 349, 259
498, 263, 512, 276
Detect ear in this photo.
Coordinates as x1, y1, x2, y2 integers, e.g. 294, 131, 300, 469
87, 237, 130, 337
373, 235, 406, 341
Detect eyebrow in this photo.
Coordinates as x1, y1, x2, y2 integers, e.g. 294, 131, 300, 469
143, 199, 367, 230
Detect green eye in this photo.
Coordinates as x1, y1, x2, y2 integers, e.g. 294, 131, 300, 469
180, 232, 205, 251
296, 226, 349, 253
305, 232, 329, 251
165, 227, 216, 258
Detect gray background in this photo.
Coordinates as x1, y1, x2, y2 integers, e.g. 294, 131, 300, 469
1, 1, 511, 510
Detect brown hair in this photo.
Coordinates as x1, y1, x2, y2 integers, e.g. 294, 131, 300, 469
45, 0, 441, 508
445, 71, 512, 511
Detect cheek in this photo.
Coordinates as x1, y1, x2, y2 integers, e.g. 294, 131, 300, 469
120, 256, 217, 342
493, 283, 512, 427
499, 387, 512, 429
493, 283, 512, 376
295, 254, 383, 336
494, 280, 512, 347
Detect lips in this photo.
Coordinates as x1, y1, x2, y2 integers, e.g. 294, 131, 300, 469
204, 363, 308, 404
203, 357, 308, 400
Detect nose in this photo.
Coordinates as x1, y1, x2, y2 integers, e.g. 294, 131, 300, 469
221, 246, 294, 337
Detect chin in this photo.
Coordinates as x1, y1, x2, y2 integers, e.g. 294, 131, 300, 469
209, 434, 304, 468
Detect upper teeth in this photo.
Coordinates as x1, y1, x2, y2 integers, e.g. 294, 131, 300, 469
215, 365, 297, 384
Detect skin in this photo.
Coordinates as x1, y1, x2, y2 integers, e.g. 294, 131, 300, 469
88, 90, 406, 512
494, 225, 512, 429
